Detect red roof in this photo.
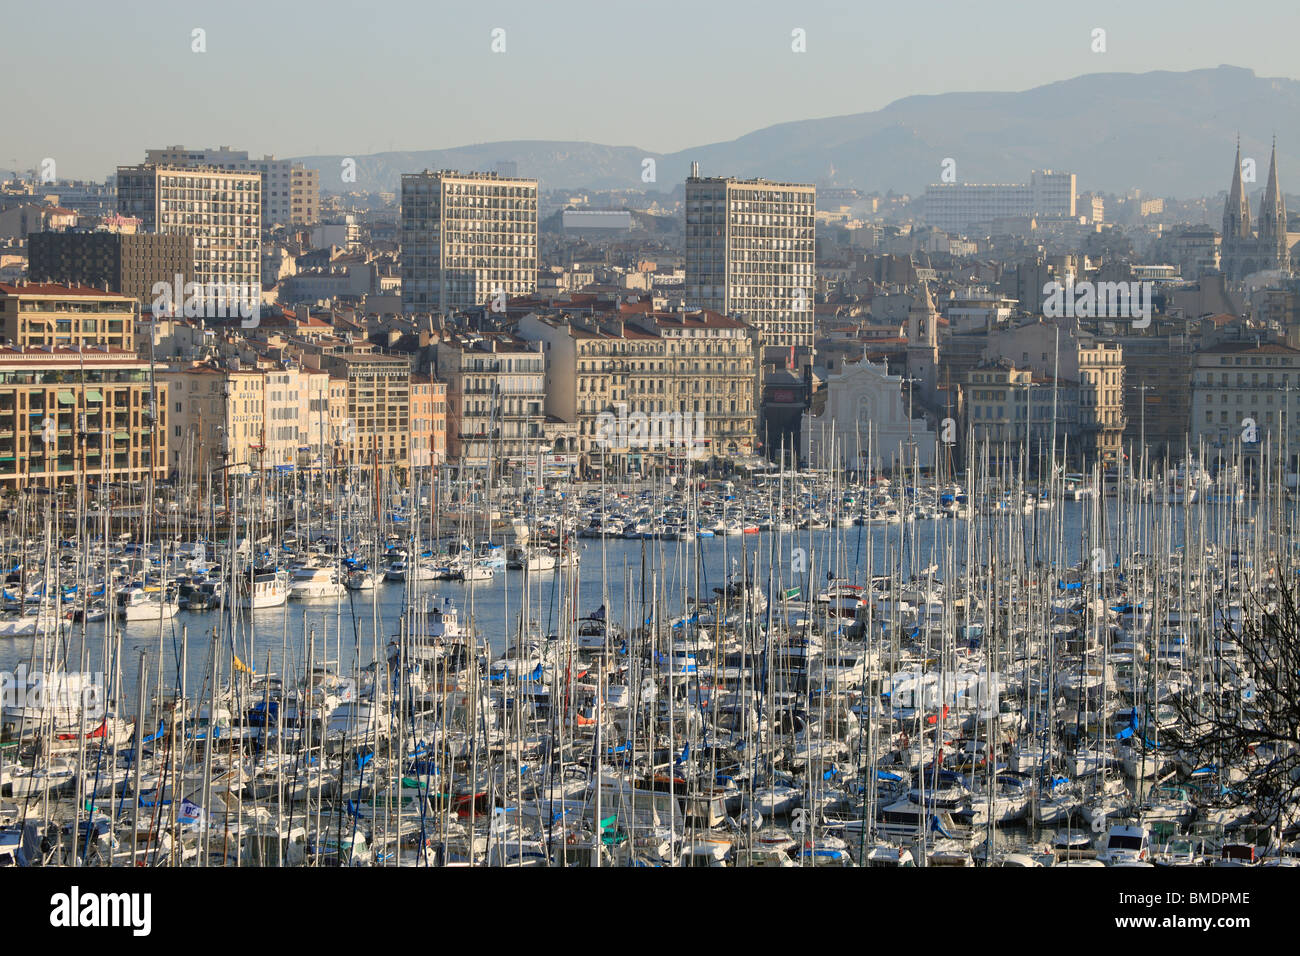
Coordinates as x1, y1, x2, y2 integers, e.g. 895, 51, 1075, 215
0, 282, 132, 300
640, 309, 750, 330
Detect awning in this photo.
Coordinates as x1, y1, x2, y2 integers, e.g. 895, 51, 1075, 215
85, 389, 103, 402
57, 391, 75, 405
113, 431, 130, 440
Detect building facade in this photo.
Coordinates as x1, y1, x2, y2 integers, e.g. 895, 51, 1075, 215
0, 283, 164, 489
410, 374, 436, 469
431, 333, 545, 471
0, 282, 135, 350
298, 367, 332, 471
923, 170, 1077, 232
1190, 342, 1300, 463
685, 176, 816, 352
516, 313, 629, 467
116, 164, 261, 305
983, 320, 1125, 467
145, 146, 319, 226
27, 231, 195, 308
518, 308, 759, 473
963, 361, 1080, 461
259, 367, 302, 472
161, 364, 264, 478
400, 171, 539, 314
0, 350, 166, 489
804, 359, 935, 471
1117, 332, 1195, 465
317, 351, 411, 474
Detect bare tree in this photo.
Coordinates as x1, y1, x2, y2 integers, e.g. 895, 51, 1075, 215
1168, 560, 1300, 839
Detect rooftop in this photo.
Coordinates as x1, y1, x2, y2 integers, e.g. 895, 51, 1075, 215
0, 282, 133, 301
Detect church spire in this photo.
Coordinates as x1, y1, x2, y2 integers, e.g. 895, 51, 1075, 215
1223, 136, 1251, 239
1258, 137, 1285, 242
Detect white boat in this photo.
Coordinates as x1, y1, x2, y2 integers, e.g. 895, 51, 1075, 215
238, 570, 290, 609
0, 605, 68, 637
860, 843, 916, 867
346, 568, 381, 590
506, 546, 556, 572
115, 586, 180, 622
1063, 474, 1100, 500
2, 757, 78, 799
744, 785, 802, 817
1096, 822, 1152, 865
875, 797, 984, 850
290, 566, 347, 600
453, 562, 495, 583
324, 700, 390, 750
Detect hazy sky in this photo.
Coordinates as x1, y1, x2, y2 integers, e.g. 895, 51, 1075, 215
10, 0, 1300, 179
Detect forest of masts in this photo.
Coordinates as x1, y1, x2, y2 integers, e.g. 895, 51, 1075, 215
0, 422, 1294, 867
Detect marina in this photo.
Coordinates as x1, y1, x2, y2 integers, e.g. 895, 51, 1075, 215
1, 450, 1297, 868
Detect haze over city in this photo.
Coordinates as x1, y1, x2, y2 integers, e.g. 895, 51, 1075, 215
2, 0, 1300, 903
9, 0, 1300, 185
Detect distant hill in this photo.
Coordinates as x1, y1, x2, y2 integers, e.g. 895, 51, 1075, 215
293, 66, 1300, 198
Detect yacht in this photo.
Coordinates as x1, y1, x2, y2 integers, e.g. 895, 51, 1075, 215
115, 585, 179, 622
238, 570, 291, 609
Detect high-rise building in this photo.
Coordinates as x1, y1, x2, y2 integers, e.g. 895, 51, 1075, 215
1030, 170, 1077, 220
27, 231, 195, 307
1222, 139, 1290, 280
145, 146, 319, 225
116, 164, 261, 306
922, 170, 1077, 232
400, 170, 538, 315
685, 175, 816, 352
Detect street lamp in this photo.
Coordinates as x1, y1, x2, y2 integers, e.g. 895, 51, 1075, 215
1134, 380, 1153, 471
1012, 378, 1041, 478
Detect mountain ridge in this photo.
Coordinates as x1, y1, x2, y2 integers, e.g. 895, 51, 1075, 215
291, 66, 1300, 199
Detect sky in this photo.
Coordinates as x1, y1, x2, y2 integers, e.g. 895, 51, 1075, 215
8, 0, 1300, 180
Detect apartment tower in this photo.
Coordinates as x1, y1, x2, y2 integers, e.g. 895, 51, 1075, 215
400, 170, 539, 315
685, 174, 816, 353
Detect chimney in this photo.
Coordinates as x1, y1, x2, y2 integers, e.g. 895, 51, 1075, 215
690, 161, 699, 179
